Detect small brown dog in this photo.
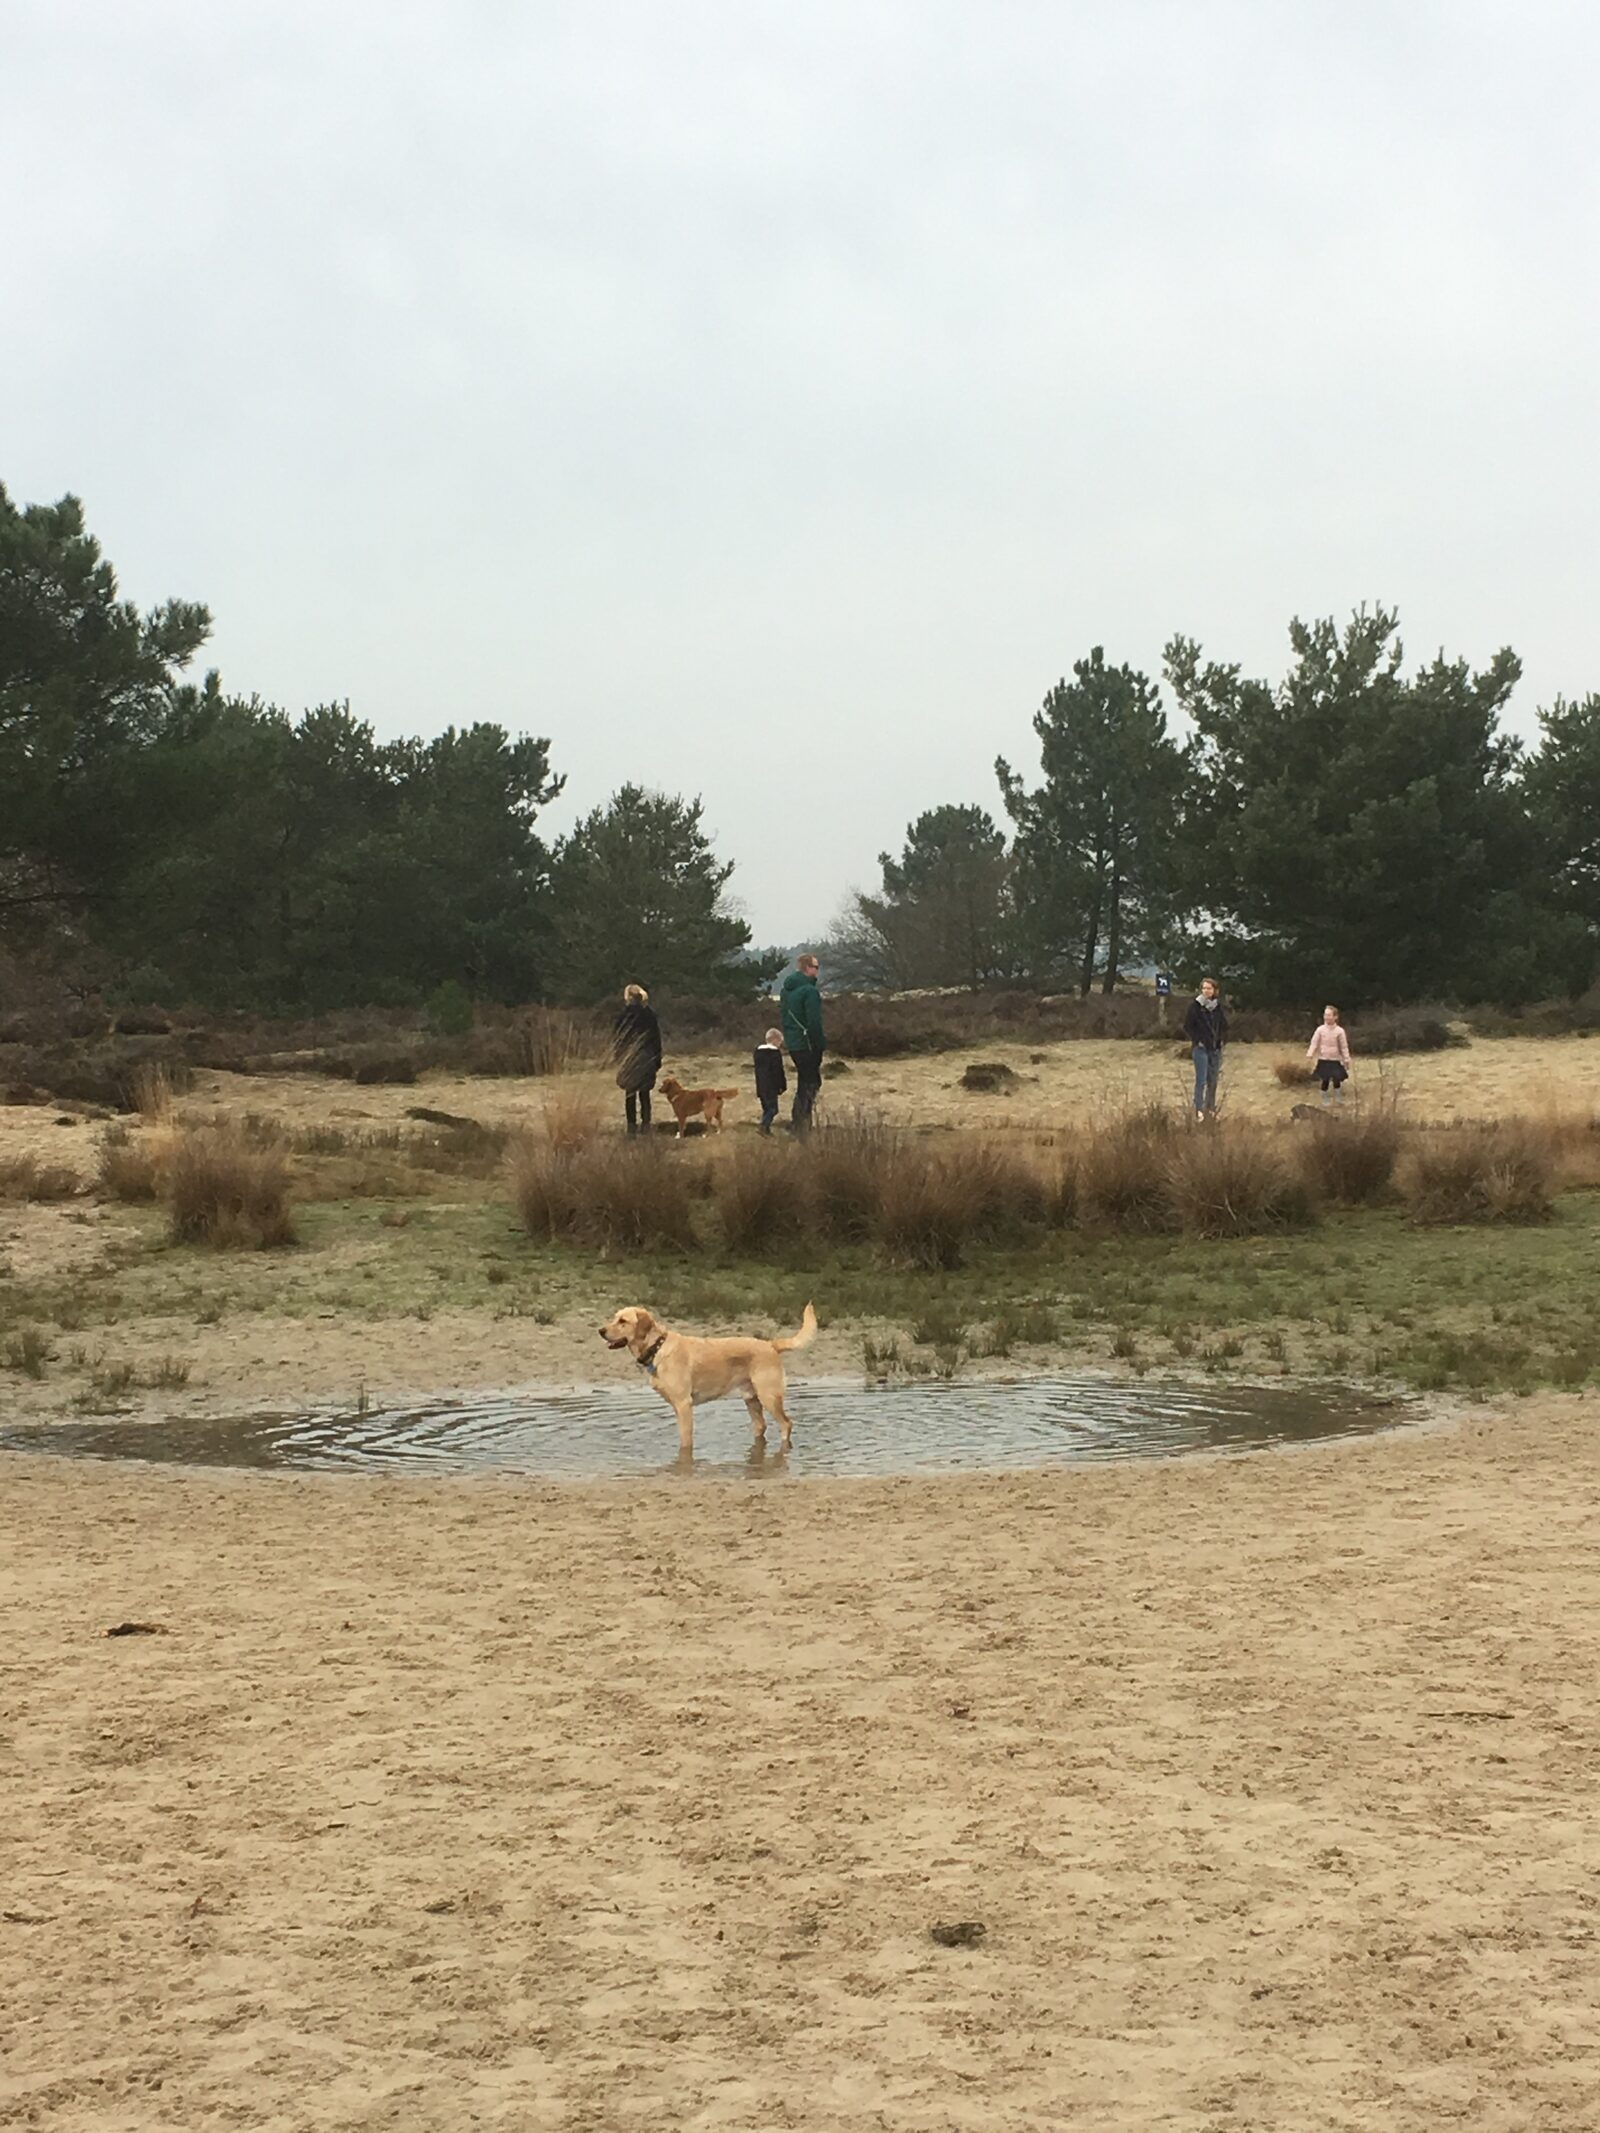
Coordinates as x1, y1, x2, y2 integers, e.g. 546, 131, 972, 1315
657, 1075, 740, 1136
599, 1303, 817, 1455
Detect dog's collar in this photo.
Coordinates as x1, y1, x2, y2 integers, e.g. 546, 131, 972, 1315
635, 1333, 667, 1375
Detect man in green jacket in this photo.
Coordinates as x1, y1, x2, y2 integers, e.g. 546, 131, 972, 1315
778, 953, 825, 1134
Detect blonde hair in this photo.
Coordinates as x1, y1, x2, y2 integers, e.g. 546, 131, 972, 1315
623, 983, 648, 1003
765, 1026, 783, 1044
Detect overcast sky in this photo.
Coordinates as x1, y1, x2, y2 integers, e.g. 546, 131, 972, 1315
5, 1, 1597, 945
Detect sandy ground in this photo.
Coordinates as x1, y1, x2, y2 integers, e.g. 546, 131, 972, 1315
3, 1399, 1598, 2131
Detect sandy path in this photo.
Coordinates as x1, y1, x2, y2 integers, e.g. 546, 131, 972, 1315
4, 1401, 1598, 2130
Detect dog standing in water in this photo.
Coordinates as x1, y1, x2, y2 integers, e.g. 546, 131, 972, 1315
599, 1303, 817, 1455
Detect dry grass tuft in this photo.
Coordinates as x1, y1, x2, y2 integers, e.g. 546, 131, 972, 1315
167, 1125, 297, 1249
1401, 1123, 1556, 1227
128, 1062, 177, 1119
1272, 1057, 1308, 1089
1076, 1104, 1182, 1231
1165, 1126, 1317, 1238
1294, 1106, 1403, 1206
712, 1139, 799, 1253
542, 1082, 607, 1153
0, 1153, 81, 1202
507, 1134, 697, 1253
97, 1125, 169, 1202
872, 1155, 977, 1269
804, 1117, 901, 1242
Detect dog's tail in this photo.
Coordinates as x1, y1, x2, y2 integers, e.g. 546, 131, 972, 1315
716, 1088, 740, 1099
773, 1301, 818, 1352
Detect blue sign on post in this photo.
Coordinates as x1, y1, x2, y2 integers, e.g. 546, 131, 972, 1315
1155, 972, 1173, 997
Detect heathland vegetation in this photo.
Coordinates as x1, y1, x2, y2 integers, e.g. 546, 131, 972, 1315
5, 1034, 1600, 1412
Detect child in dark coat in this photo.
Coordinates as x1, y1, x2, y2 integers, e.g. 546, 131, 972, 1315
753, 1027, 787, 1134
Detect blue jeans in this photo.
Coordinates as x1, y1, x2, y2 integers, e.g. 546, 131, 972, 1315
1192, 1045, 1221, 1113
759, 1101, 779, 1133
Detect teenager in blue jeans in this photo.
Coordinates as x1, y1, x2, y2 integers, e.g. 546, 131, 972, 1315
1182, 976, 1228, 1117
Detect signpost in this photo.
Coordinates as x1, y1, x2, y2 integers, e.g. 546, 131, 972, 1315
1155, 971, 1173, 1029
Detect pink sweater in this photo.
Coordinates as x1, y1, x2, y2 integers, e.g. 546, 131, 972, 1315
1306, 1023, 1352, 1065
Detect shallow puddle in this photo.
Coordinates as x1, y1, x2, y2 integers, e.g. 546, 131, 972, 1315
0, 1374, 1410, 1480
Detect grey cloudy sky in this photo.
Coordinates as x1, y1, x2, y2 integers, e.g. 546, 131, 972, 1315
5, 1, 1597, 946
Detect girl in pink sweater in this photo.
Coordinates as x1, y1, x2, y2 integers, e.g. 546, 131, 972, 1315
1306, 1006, 1352, 1105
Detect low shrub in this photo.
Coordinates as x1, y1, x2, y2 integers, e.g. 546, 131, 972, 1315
168, 1126, 297, 1249
351, 1048, 420, 1087
1294, 1107, 1401, 1206
1401, 1124, 1555, 1226
1164, 1127, 1316, 1238
0, 1041, 196, 1112
1272, 1057, 1308, 1089
1352, 1008, 1461, 1055
960, 1060, 1021, 1093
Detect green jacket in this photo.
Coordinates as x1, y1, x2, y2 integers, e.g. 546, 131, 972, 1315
779, 968, 824, 1053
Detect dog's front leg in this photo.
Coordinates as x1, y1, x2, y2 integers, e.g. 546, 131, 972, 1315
670, 1400, 695, 1456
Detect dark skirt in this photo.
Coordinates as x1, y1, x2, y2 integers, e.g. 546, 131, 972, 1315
1316, 1060, 1348, 1089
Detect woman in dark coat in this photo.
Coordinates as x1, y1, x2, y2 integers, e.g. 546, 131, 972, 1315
613, 983, 662, 1136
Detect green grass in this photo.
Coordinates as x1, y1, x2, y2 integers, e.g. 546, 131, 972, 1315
4, 1191, 1600, 1398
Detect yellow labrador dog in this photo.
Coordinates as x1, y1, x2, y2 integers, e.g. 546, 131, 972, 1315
599, 1302, 817, 1456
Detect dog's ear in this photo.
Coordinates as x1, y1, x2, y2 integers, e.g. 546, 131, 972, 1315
627, 1308, 656, 1352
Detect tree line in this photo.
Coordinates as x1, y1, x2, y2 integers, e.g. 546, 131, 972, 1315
1, 484, 773, 1010
832, 618, 1600, 1010
8, 479, 1599, 1016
